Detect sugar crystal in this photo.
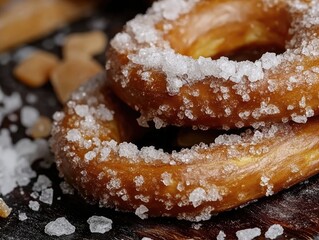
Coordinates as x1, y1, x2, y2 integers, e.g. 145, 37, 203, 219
87, 215, 113, 234
44, 217, 75, 236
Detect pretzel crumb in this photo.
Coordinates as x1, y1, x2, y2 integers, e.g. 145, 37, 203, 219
50, 58, 103, 103
63, 31, 108, 59
13, 51, 59, 88
0, 198, 12, 218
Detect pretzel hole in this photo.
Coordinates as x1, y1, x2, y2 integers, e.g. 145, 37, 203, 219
164, 0, 291, 61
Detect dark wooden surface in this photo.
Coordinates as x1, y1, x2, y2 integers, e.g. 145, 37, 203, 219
1, 1, 319, 239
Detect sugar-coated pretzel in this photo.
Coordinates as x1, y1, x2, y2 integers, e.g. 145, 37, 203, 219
107, 0, 319, 129
51, 74, 319, 221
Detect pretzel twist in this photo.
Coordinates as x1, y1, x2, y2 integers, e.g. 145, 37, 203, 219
51, 75, 319, 221
51, 0, 319, 221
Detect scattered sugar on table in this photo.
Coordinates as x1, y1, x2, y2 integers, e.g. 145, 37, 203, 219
18, 212, 28, 221
87, 215, 113, 234
265, 224, 284, 239
39, 188, 54, 205
44, 217, 75, 236
28, 200, 40, 211
236, 227, 261, 240
216, 230, 226, 240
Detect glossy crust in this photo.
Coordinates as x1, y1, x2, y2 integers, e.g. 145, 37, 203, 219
107, 0, 319, 129
51, 75, 319, 221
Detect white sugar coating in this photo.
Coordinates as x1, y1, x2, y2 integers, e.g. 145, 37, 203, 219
94, 105, 114, 121
118, 142, 139, 159
50, 74, 311, 221
134, 175, 144, 187
84, 151, 97, 162
74, 105, 89, 117
109, 0, 319, 127
60, 181, 75, 195
18, 212, 28, 221
20, 106, 40, 128
44, 217, 75, 236
66, 129, 82, 142
161, 172, 173, 186
28, 200, 40, 211
216, 230, 226, 240
141, 238, 153, 240
265, 224, 284, 239
291, 114, 308, 123
87, 215, 113, 234
151, 0, 199, 20
111, 0, 292, 88
53, 111, 65, 122
236, 227, 261, 240
39, 188, 54, 205
189, 188, 206, 208
32, 175, 52, 192
135, 205, 149, 219
188, 187, 222, 208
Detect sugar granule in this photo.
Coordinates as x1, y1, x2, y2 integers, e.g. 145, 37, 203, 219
87, 215, 113, 234
44, 217, 75, 236
236, 227, 261, 240
265, 224, 284, 239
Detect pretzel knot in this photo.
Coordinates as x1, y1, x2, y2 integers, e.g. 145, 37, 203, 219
51, 0, 319, 221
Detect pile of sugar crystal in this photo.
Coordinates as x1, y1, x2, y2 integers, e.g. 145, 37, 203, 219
0, 87, 51, 196
0, 129, 50, 195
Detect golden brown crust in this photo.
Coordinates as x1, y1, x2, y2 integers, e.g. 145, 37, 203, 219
51, 75, 319, 221
107, 0, 319, 129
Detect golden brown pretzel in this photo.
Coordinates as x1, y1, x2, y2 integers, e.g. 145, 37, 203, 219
51, 74, 319, 221
107, 0, 319, 129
